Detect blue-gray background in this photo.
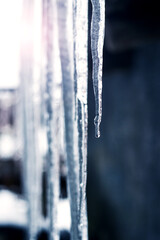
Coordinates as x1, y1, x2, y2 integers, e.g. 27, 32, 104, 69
87, 0, 160, 239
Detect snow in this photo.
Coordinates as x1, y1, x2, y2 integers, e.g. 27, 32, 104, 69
0, 190, 71, 231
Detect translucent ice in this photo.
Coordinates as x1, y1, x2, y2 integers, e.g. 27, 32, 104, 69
44, 0, 62, 239
91, 0, 105, 138
57, 0, 80, 239
19, 0, 105, 239
74, 0, 89, 238
20, 0, 43, 239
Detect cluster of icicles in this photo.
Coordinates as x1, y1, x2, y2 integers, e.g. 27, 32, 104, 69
20, 0, 105, 239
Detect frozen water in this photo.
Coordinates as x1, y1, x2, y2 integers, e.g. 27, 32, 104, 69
44, 0, 62, 239
57, 0, 80, 239
73, 0, 89, 238
91, 0, 105, 138
18, 0, 105, 239
20, 0, 43, 239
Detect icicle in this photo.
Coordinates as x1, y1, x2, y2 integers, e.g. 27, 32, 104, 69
19, 0, 105, 238
21, 69, 38, 240
57, 0, 80, 239
33, 0, 44, 232
90, 0, 105, 138
20, 0, 42, 239
44, 0, 61, 239
77, 102, 88, 240
73, 0, 78, 119
74, 0, 89, 239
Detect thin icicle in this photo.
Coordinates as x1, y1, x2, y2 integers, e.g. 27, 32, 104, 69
82, 104, 89, 239
44, 0, 61, 239
74, 0, 89, 239
32, 0, 44, 232
91, 0, 105, 138
73, 0, 78, 119
77, 102, 88, 240
57, 0, 80, 239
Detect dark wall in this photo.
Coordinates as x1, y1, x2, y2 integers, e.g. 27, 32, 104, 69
105, 0, 160, 50
87, 3, 160, 237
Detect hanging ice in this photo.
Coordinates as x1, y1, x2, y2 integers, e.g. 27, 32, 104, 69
57, 0, 80, 239
73, 0, 89, 239
43, 0, 62, 239
91, 0, 105, 138
20, 0, 43, 239
19, 0, 105, 239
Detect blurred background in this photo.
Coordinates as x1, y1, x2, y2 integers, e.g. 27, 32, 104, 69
0, 0, 160, 239
88, 0, 160, 239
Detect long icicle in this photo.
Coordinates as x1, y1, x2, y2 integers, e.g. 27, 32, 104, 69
57, 0, 80, 239
44, 0, 61, 239
20, 0, 40, 239
74, 0, 89, 238
90, 0, 105, 138
20, 0, 41, 240
33, 0, 43, 233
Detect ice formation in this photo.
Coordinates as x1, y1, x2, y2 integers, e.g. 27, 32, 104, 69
57, 0, 80, 239
74, 0, 89, 239
91, 0, 105, 138
20, 0, 105, 239
44, 0, 61, 239
20, 0, 42, 239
